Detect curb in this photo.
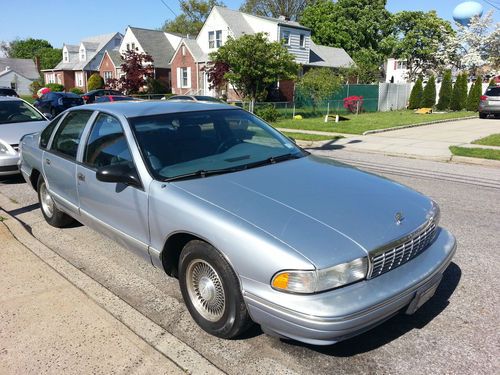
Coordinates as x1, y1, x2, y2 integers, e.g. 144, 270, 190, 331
0, 194, 223, 375
362, 116, 477, 135
450, 155, 500, 168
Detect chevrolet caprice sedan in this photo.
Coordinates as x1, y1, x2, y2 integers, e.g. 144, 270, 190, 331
19, 101, 456, 345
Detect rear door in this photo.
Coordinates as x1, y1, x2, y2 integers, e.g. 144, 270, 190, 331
76, 112, 150, 261
43, 110, 94, 215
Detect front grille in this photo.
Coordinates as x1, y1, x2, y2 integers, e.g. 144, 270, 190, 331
368, 219, 437, 279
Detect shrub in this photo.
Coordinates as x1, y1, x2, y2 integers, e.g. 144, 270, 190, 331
408, 77, 423, 109
436, 70, 452, 110
466, 76, 482, 112
145, 78, 168, 94
45, 83, 64, 92
458, 72, 468, 110
450, 73, 468, 111
87, 73, 105, 91
30, 79, 43, 97
255, 104, 279, 122
70, 87, 84, 95
343, 95, 364, 113
421, 75, 436, 108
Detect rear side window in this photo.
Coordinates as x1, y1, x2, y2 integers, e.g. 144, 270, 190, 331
83, 113, 132, 169
40, 114, 65, 149
485, 87, 500, 96
51, 111, 92, 159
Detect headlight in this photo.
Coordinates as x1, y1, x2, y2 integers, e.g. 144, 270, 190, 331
271, 257, 368, 294
0, 140, 15, 155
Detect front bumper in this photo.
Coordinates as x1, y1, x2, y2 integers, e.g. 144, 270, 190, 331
243, 228, 456, 345
0, 154, 20, 176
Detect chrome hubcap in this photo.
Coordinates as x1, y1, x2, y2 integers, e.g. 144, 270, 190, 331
186, 259, 225, 322
40, 182, 54, 218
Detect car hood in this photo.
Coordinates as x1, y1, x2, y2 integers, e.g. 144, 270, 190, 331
0, 120, 47, 145
173, 155, 434, 269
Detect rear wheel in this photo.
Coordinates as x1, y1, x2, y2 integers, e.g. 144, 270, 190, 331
37, 176, 73, 227
178, 240, 252, 339
479, 112, 487, 119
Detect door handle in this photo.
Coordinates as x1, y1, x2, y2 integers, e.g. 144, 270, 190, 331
77, 173, 85, 182
45, 158, 51, 165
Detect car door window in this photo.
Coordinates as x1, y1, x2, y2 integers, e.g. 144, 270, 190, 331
51, 111, 92, 159
83, 113, 133, 169
40, 113, 65, 149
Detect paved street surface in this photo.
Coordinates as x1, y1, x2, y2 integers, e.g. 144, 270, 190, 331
0, 149, 499, 375
288, 117, 500, 161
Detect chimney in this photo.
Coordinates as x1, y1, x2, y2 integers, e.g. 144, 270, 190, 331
34, 56, 41, 72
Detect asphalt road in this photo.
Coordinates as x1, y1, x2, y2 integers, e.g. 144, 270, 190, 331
1, 150, 499, 375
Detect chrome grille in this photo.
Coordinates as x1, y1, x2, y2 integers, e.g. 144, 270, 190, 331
368, 219, 437, 279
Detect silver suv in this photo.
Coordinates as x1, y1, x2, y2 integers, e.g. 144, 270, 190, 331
479, 86, 500, 118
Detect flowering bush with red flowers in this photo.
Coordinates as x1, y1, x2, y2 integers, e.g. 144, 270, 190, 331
343, 95, 364, 113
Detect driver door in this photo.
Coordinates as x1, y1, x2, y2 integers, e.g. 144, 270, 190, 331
76, 112, 150, 262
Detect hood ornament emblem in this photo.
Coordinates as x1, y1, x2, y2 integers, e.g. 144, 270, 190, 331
395, 212, 405, 225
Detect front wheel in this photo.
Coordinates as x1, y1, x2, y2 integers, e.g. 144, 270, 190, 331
479, 112, 487, 119
178, 240, 252, 339
37, 175, 74, 227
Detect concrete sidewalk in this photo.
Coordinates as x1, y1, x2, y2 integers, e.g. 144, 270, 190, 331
0, 222, 186, 374
298, 118, 500, 163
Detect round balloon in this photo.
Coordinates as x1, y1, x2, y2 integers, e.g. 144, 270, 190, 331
453, 1, 483, 26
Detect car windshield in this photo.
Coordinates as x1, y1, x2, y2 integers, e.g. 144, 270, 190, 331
0, 101, 45, 124
485, 87, 500, 96
128, 109, 305, 180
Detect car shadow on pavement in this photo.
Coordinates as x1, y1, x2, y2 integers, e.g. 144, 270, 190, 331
307, 139, 362, 151
281, 262, 461, 356
0, 174, 25, 184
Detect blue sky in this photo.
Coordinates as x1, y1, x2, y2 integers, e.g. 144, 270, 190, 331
1, 0, 498, 48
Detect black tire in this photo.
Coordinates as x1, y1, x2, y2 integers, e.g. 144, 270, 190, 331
479, 112, 487, 119
178, 240, 252, 339
37, 175, 74, 228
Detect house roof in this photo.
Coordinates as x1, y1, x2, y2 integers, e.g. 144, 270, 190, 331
129, 27, 176, 69
48, 32, 122, 71
0, 58, 39, 80
214, 6, 310, 36
184, 38, 207, 62
106, 49, 123, 67
307, 41, 354, 68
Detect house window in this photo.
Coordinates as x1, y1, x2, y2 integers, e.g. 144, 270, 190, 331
396, 61, 407, 70
103, 71, 113, 83
63, 51, 69, 62
10, 82, 16, 90
126, 43, 130, 51
46, 73, 55, 83
181, 67, 188, 87
282, 31, 290, 45
300, 34, 305, 48
182, 45, 186, 56
131, 42, 136, 50
75, 72, 84, 87
56, 74, 62, 84
216, 30, 222, 47
208, 31, 215, 49
80, 49, 85, 61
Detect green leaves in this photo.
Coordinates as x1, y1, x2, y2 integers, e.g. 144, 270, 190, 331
408, 77, 423, 109
436, 70, 453, 111
162, 0, 223, 36
209, 33, 298, 101
421, 75, 436, 108
296, 68, 341, 109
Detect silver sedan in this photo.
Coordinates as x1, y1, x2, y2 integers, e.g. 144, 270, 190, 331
19, 101, 456, 345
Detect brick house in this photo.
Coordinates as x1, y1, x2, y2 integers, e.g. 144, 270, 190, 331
170, 6, 354, 101
42, 33, 123, 91
116, 27, 183, 91
98, 49, 123, 84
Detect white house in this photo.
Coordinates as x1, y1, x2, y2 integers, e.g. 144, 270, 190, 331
170, 6, 354, 100
0, 58, 40, 95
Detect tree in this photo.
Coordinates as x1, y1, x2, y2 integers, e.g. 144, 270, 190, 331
408, 77, 423, 109
203, 61, 230, 93
340, 48, 381, 84
87, 73, 105, 91
386, 11, 455, 81
421, 75, 436, 108
240, 0, 315, 21
296, 68, 341, 110
161, 0, 224, 36
300, 0, 392, 56
1, 38, 62, 70
208, 33, 297, 111
436, 70, 452, 110
466, 76, 482, 112
107, 50, 154, 94
450, 73, 468, 111
37, 48, 62, 70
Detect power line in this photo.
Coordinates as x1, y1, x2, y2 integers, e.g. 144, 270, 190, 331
159, 0, 177, 17
482, 0, 500, 11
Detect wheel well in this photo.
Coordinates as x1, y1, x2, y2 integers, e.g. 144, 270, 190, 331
29, 169, 41, 191
161, 233, 200, 277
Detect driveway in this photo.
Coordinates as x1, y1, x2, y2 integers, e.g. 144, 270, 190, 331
328, 118, 500, 160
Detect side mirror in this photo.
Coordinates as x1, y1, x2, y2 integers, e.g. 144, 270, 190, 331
96, 164, 142, 188
43, 113, 54, 120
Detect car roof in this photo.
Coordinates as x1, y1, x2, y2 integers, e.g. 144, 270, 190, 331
76, 100, 239, 118
0, 96, 22, 102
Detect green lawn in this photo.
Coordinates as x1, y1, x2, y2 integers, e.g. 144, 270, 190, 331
281, 131, 343, 142
273, 110, 476, 135
449, 146, 500, 161
472, 134, 500, 147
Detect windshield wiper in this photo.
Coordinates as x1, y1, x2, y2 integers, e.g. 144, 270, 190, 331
245, 153, 303, 169
164, 166, 245, 182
